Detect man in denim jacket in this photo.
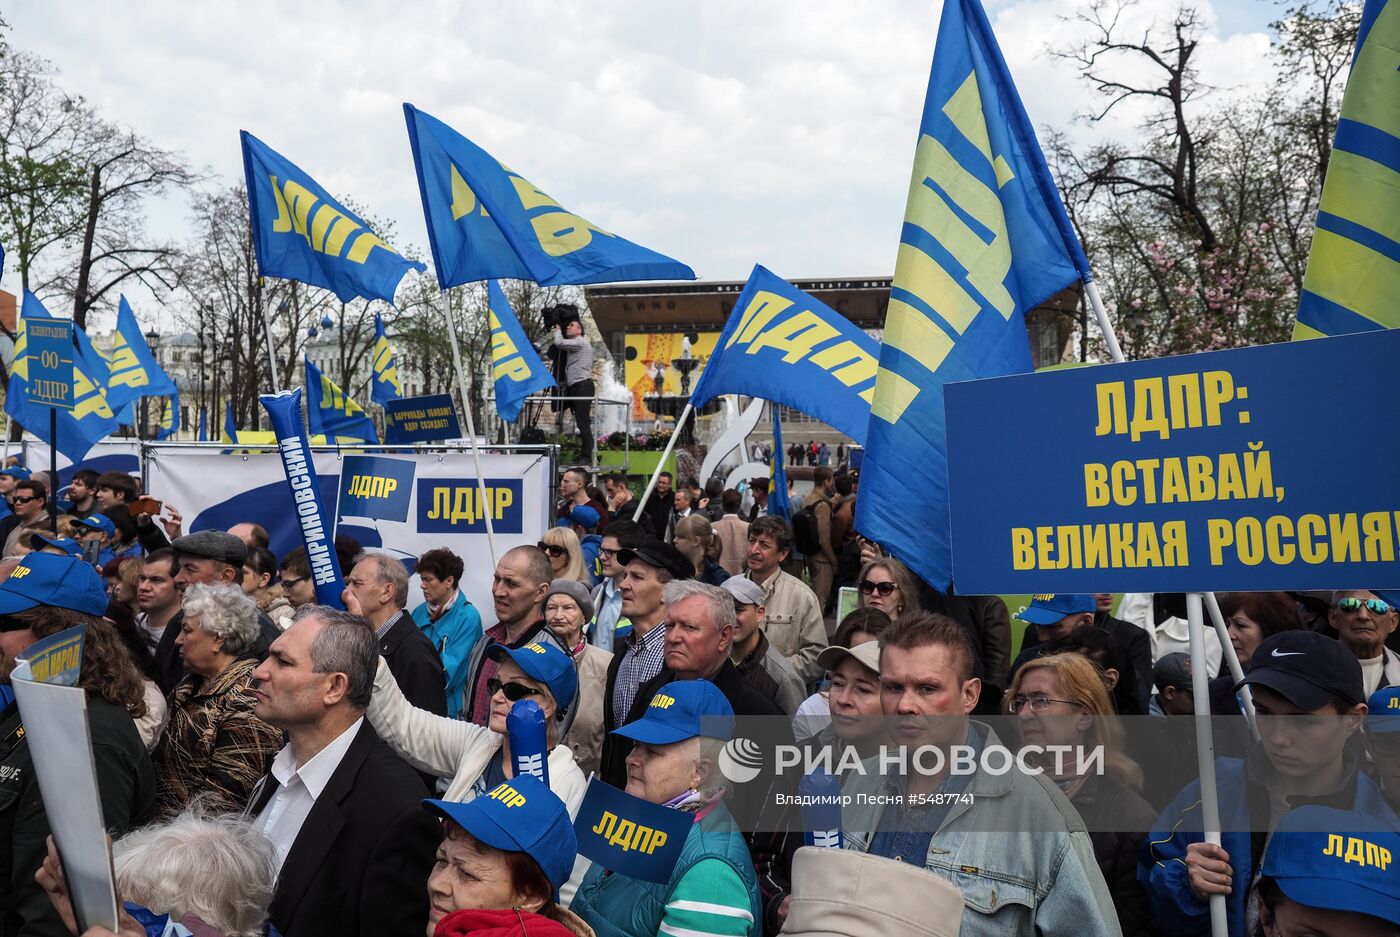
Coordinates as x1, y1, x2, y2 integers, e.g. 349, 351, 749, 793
841, 611, 1121, 937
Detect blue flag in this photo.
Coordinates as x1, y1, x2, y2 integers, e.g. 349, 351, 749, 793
488, 280, 556, 422
197, 406, 208, 442
104, 296, 176, 413
222, 401, 238, 443
689, 265, 879, 445
857, 0, 1091, 591
403, 104, 696, 287
4, 292, 121, 463
769, 405, 792, 520
241, 131, 425, 304
305, 357, 378, 443
369, 311, 402, 407
155, 389, 179, 440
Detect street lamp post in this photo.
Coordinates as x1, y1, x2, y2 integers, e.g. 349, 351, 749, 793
142, 328, 161, 438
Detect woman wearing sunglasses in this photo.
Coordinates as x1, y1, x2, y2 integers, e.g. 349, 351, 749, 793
1004, 652, 1155, 936
365, 637, 591, 902
1328, 590, 1400, 697
856, 557, 919, 624
540, 527, 592, 588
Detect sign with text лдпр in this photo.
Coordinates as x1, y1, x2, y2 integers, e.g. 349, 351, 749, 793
945, 329, 1400, 594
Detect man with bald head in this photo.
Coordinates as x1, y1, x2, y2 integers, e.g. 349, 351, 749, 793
228, 522, 269, 551
460, 544, 566, 724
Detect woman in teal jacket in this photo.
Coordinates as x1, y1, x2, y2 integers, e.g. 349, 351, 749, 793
571, 680, 761, 937
411, 548, 482, 719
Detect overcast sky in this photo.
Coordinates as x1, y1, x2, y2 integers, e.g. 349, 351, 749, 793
9, 0, 1280, 330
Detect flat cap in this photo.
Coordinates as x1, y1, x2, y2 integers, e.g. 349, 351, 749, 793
171, 530, 248, 567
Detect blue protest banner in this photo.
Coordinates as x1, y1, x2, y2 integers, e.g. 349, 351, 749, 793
338, 455, 415, 522
945, 329, 1400, 594
417, 477, 523, 534
573, 779, 692, 883
383, 393, 462, 444
27, 319, 75, 410
259, 390, 346, 607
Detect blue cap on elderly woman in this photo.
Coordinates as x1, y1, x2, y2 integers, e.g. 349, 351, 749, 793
423, 774, 577, 893
612, 679, 734, 745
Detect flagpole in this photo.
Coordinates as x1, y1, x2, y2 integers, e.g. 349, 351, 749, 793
632, 402, 692, 523
1186, 592, 1229, 937
259, 288, 281, 391
1204, 591, 1260, 739
1082, 279, 1126, 364
441, 288, 498, 565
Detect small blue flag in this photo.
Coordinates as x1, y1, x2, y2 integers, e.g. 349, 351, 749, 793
197, 406, 208, 442
370, 311, 402, 407
857, 0, 1091, 590
488, 280, 556, 422
769, 404, 791, 521
222, 401, 238, 443
155, 388, 179, 440
403, 104, 696, 287
103, 296, 176, 413
241, 130, 425, 304
4, 293, 121, 464
689, 265, 880, 445
305, 357, 378, 443
573, 779, 691, 883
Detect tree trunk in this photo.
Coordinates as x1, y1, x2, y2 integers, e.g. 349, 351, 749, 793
73, 164, 102, 328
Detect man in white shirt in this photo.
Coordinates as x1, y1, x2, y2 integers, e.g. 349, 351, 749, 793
247, 605, 438, 937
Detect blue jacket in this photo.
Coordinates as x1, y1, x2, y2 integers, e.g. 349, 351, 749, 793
411, 590, 483, 720
1139, 752, 1398, 937
580, 533, 603, 587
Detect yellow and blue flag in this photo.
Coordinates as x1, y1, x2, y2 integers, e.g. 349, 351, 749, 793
1294, 0, 1400, 338
221, 401, 278, 446
241, 131, 425, 304
304, 357, 378, 443
103, 296, 176, 413
768, 405, 791, 520
403, 104, 695, 287
689, 265, 880, 444
4, 292, 121, 463
370, 311, 402, 407
155, 389, 179, 439
856, 0, 1092, 591
489, 280, 556, 422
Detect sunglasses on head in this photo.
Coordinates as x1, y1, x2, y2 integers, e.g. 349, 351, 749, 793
537, 542, 567, 557
1337, 597, 1392, 615
486, 678, 542, 702
858, 579, 897, 596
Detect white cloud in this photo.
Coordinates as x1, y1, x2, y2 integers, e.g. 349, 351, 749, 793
7, 0, 1277, 327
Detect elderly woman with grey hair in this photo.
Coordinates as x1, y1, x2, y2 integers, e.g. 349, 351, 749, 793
39, 806, 278, 937
151, 584, 283, 819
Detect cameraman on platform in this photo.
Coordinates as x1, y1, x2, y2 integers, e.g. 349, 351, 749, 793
546, 303, 596, 466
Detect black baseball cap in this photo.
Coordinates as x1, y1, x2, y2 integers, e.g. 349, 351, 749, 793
1235, 631, 1364, 711
615, 540, 692, 581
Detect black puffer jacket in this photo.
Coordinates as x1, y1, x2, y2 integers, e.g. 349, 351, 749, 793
1072, 772, 1159, 937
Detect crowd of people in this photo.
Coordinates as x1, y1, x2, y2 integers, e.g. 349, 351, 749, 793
0, 457, 1396, 937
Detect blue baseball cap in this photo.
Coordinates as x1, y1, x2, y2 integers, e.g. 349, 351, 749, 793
1367, 687, 1400, 735
423, 774, 577, 893
613, 679, 735, 745
487, 640, 578, 714
1260, 805, 1400, 925
28, 533, 82, 557
73, 514, 116, 537
1, 467, 31, 480
1015, 594, 1095, 626
0, 553, 108, 618
566, 505, 601, 531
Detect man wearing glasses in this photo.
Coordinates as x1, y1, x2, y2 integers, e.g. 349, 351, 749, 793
1329, 590, 1400, 696
0, 480, 49, 556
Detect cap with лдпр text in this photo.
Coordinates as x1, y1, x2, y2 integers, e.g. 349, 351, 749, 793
422, 773, 577, 895
614, 540, 692, 581
486, 640, 578, 714
73, 514, 116, 537
0, 553, 108, 622
1235, 630, 1364, 711
171, 530, 248, 568
1366, 686, 1400, 734
1259, 805, 1400, 925
0, 467, 31, 480
613, 679, 734, 745
1015, 594, 1095, 625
